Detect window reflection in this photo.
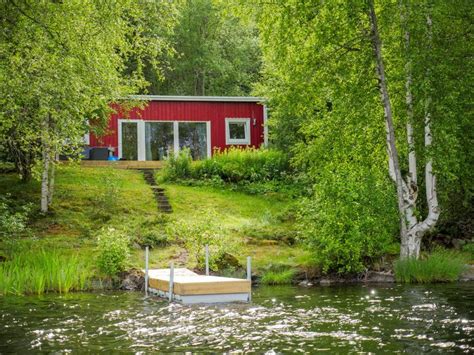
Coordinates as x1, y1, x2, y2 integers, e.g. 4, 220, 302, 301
179, 122, 207, 160
121, 122, 137, 160
229, 122, 246, 140
145, 122, 174, 161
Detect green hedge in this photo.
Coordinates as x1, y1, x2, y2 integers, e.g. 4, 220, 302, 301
162, 147, 289, 183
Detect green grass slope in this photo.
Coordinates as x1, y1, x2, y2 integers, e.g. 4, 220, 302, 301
0, 165, 308, 281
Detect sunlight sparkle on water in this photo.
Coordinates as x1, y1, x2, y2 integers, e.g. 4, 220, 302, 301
1, 284, 473, 353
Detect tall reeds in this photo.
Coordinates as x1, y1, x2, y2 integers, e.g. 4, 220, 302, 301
0, 249, 94, 295
394, 249, 467, 283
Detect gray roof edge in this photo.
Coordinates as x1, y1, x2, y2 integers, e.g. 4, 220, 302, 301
128, 95, 265, 103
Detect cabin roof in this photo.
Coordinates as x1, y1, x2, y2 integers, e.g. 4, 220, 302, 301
129, 95, 265, 103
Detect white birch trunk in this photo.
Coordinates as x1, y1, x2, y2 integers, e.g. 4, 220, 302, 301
400, 8, 440, 259
47, 152, 57, 206
399, 0, 419, 258
40, 118, 50, 213
420, 13, 440, 233
404, 18, 417, 185
367, 0, 408, 243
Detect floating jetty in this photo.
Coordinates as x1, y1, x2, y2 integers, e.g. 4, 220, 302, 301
143, 247, 252, 304
146, 268, 251, 304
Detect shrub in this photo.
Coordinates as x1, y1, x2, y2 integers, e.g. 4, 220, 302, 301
194, 147, 289, 183
394, 249, 467, 283
165, 211, 241, 271
0, 244, 93, 295
91, 169, 122, 221
297, 171, 398, 274
0, 161, 15, 173
162, 148, 192, 180
139, 230, 169, 247
462, 242, 474, 260
261, 269, 295, 285
161, 147, 290, 186
0, 193, 32, 238
96, 227, 130, 276
127, 215, 171, 247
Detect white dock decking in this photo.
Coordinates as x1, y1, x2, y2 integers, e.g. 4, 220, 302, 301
146, 268, 252, 304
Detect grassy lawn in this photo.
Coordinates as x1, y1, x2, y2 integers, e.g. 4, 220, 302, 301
0, 165, 157, 262
1, 165, 309, 278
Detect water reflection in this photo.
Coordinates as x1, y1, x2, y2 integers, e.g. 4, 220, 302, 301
1, 283, 473, 353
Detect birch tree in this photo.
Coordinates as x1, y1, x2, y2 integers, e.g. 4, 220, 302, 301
367, 0, 439, 259
250, 0, 472, 270
0, 0, 175, 212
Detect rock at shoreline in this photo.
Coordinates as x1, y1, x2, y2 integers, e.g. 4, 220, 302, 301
364, 271, 395, 283
120, 269, 145, 291
299, 280, 313, 287
319, 278, 332, 286
460, 265, 474, 282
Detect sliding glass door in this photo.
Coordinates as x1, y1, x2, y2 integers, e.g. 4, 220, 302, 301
121, 122, 138, 160
119, 120, 209, 161
145, 122, 174, 161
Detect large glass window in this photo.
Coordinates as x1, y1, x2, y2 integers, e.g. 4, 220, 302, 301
121, 122, 138, 160
145, 122, 174, 161
178, 122, 208, 160
225, 118, 250, 145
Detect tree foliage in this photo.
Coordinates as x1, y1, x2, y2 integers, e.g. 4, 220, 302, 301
148, 0, 261, 95
251, 0, 472, 270
0, 0, 175, 210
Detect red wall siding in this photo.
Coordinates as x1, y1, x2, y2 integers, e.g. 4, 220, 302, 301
89, 101, 265, 156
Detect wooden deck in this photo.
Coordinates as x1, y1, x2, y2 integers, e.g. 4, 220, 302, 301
78, 160, 164, 169
146, 268, 251, 304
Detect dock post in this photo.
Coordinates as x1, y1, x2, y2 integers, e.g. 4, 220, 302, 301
247, 256, 252, 302
205, 244, 209, 276
169, 262, 174, 302
145, 246, 149, 297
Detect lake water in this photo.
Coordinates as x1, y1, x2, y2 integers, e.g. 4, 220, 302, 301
1, 283, 473, 353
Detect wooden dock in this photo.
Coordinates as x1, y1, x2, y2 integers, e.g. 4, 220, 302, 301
146, 268, 251, 304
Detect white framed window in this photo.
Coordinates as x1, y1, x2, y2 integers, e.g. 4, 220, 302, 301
83, 132, 90, 145
225, 118, 250, 145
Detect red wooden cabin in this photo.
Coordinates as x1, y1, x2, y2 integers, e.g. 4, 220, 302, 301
86, 96, 267, 161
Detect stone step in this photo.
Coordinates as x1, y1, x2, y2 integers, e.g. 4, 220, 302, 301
142, 171, 172, 213
150, 186, 165, 191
